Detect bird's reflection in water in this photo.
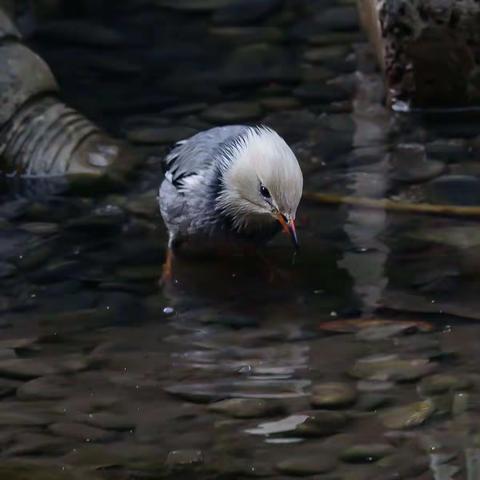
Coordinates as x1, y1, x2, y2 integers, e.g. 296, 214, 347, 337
161, 243, 300, 310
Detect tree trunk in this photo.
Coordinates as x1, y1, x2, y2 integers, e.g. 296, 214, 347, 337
357, 0, 480, 110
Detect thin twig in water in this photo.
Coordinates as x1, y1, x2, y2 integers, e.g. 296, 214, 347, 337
302, 192, 480, 218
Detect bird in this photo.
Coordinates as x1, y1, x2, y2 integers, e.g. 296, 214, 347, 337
158, 125, 303, 280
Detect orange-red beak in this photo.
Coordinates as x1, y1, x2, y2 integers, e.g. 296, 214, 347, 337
276, 213, 299, 250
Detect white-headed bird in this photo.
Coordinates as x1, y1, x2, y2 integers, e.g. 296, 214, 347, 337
158, 125, 303, 278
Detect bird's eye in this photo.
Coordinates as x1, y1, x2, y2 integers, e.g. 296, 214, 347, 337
260, 185, 271, 199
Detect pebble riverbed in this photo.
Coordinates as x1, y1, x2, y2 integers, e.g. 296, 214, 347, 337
1, 0, 480, 478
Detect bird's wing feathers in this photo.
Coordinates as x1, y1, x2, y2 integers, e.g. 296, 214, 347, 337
164, 125, 251, 187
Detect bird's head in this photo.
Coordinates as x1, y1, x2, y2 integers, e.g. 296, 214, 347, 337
216, 127, 303, 249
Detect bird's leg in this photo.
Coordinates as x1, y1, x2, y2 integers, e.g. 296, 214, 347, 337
159, 237, 179, 287
160, 247, 174, 286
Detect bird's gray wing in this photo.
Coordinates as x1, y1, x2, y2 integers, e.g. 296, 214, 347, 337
164, 125, 251, 187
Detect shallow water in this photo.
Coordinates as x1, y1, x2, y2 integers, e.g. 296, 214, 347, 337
2, 1, 480, 479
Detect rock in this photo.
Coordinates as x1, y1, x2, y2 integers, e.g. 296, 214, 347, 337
418, 374, 472, 396
0, 411, 52, 427
315, 6, 359, 32
209, 398, 285, 418
380, 400, 435, 430
125, 192, 159, 218
318, 318, 433, 334
293, 84, 346, 103
0, 262, 16, 278
303, 45, 349, 64
308, 32, 364, 46
18, 222, 59, 235
310, 382, 357, 409
260, 97, 300, 111
17, 375, 72, 400
5, 432, 70, 457
209, 26, 283, 44
0, 378, 19, 398
426, 138, 467, 159
154, 0, 237, 11
213, 0, 283, 26
389, 144, 445, 183
0, 462, 87, 480
376, 453, 430, 479
294, 411, 349, 437
340, 444, 394, 463
166, 449, 204, 466
355, 323, 423, 341
35, 20, 124, 47
0, 358, 60, 380
276, 453, 336, 476
349, 355, 437, 382
220, 43, 298, 88
49, 422, 115, 442
245, 414, 309, 436
0, 7, 19, 39
426, 175, 480, 206
355, 393, 392, 411
84, 412, 136, 432
126, 126, 196, 145
162, 103, 208, 117
202, 102, 262, 123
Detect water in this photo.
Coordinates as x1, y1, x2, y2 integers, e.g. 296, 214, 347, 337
2, 1, 480, 479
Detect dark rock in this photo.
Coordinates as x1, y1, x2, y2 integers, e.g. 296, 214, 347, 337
49, 422, 115, 442
126, 126, 196, 145
83, 412, 136, 432
166, 449, 204, 466
310, 382, 357, 409
303, 45, 350, 64
213, 0, 283, 25
427, 175, 480, 206
294, 84, 347, 103
0, 262, 16, 279
5, 433, 70, 457
155, 0, 237, 11
340, 444, 395, 463
209, 398, 286, 418
390, 144, 445, 183
418, 374, 472, 396
260, 96, 300, 111
35, 20, 124, 47
380, 400, 435, 430
202, 101, 262, 123
17, 375, 72, 400
209, 26, 283, 44
276, 453, 336, 476
315, 6, 359, 32
0, 358, 59, 380
0, 378, 20, 398
295, 411, 349, 437
350, 355, 437, 382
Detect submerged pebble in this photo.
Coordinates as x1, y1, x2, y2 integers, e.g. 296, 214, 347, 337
349, 355, 437, 382
209, 398, 285, 418
202, 101, 262, 123
49, 422, 115, 442
340, 443, 394, 463
417, 374, 472, 396
380, 400, 435, 430
166, 449, 204, 467
294, 411, 349, 437
276, 453, 336, 476
310, 382, 357, 409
